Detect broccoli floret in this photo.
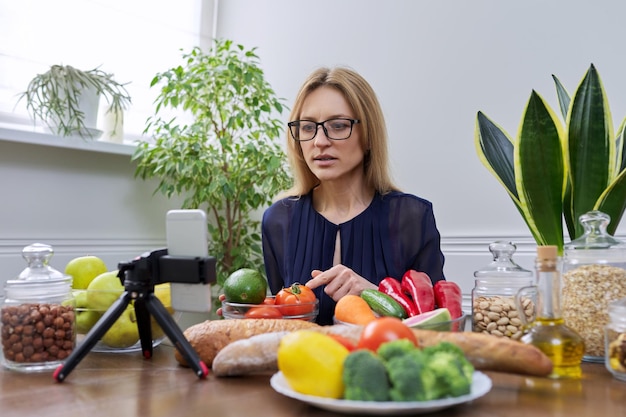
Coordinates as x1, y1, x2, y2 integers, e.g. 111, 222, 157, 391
342, 349, 391, 401
385, 341, 475, 401
421, 342, 475, 399
385, 349, 437, 401
377, 339, 417, 362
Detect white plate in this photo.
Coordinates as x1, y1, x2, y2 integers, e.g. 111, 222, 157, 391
270, 370, 492, 415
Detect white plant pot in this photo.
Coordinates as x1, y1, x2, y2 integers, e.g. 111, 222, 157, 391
50, 85, 102, 139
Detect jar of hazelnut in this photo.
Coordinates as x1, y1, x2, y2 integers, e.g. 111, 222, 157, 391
472, 241, 534, 340
605, 297, 626, 381
562, 211, 626, 363
1, 243, 75, 372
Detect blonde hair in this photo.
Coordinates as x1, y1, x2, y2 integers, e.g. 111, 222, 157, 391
280, 67, 398, 198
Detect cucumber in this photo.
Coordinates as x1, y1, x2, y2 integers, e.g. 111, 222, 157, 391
360, 289, 408, 319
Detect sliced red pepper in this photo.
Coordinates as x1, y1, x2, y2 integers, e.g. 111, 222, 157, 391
433, 280, 463, 319
378, 277, 419, 317
401, 270, 435, 314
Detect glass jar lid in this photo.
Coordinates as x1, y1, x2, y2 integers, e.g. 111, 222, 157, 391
474, 241, 532, 278
565, 211, 624, 250
564, 211, 626, 263
4, 243, 71, 300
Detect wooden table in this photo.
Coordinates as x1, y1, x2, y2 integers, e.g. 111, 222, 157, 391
0, 343, 624, 417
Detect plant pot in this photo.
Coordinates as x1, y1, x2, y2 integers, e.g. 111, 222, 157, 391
49, 85, 102, 139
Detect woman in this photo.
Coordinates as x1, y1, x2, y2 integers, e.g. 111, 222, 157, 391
262, 67, 445, 325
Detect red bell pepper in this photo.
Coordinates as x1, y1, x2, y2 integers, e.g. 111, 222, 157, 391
433, 280, 463, 319
400, 270, 435, 314
378, 277, 419, 317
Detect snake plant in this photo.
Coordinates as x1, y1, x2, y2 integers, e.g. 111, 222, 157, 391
475, 64, 626, 253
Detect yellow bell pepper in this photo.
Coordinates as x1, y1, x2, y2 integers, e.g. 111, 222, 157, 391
277, 330, 349, 398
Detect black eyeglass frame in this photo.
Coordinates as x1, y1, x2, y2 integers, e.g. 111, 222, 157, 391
287, 118, 360, 142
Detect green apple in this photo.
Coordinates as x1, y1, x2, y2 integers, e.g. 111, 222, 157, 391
76, 310, 102, 334
101, 307, 140, 348
65, 255, 108, 289
86, 270, 124, 311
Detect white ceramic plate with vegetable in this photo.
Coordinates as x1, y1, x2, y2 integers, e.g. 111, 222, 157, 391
270, 370, 492, 415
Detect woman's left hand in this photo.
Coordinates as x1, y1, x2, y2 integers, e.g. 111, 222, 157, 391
305, 265, 377, 301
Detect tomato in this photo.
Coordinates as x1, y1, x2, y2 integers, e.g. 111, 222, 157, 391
244, 306, 284, 319
262, 297, 276, 305
327, 334, 357, 352
275, 283, 317, 316
356, 316, 418, 351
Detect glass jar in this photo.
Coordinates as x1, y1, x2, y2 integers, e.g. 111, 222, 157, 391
1, 243, 75, 372
605, 297, 626, 381
562, 211, 626, 362
472, 241, 534, 340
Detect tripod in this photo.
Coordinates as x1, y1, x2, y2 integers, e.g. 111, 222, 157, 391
54, 251, 211, 382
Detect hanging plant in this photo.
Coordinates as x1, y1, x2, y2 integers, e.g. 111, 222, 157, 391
19, 64, 131, 138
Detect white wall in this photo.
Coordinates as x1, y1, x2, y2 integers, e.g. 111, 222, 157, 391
215, 0, 626, 294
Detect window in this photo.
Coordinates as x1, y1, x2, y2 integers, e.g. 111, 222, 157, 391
0, 0, 216, 141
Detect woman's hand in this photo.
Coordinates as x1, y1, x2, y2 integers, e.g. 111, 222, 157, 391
215, 293, 226, 317
305, 265, 377, 301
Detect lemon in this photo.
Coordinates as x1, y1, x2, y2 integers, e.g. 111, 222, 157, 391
65, 255, 108, 289
277, 330, 349, 398
223, 268, 267, 304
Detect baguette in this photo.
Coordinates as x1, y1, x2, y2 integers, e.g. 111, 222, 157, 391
211, 325, 553, 377
175, 319, 319, 367
211, 324, 363, 377
411, 328, 553, 376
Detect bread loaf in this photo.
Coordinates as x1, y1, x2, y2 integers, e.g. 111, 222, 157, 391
175, 319, 319, 367
411, 328, 554, 376
211, 324, 363, 376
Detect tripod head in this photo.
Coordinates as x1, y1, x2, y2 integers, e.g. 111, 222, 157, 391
118, 248, 216, 289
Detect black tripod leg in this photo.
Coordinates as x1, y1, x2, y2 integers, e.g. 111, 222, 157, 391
143, 294, 208, 378
53, 292, 134, 382
134, 296, 153, 359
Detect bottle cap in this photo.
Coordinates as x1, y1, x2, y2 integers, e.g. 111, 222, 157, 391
537, 245, 558, 259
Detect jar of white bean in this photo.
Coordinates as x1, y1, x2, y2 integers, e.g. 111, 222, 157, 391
562, 211, 626, 363
472, 241, 534, 340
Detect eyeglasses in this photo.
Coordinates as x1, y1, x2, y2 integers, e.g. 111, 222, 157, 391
287, 118, 360, 142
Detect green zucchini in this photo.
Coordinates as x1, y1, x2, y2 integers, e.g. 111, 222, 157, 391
360, 289, 408, 319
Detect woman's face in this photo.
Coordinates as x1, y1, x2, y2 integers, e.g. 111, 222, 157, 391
298, 86, 365, 185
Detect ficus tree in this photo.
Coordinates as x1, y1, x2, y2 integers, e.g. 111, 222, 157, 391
133, 39, 292, 292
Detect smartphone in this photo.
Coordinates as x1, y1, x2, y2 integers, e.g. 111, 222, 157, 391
166, 209, 213, 312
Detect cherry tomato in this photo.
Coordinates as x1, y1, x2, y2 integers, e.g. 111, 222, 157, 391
263, 297, 276, 305
356, 317, 418, 351
244, 306, 284, 319
275, 283, 317, 316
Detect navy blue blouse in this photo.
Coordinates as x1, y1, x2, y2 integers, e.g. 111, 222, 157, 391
261, 190, 446, 325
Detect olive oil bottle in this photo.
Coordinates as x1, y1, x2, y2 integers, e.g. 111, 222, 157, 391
520, 246, 584, 379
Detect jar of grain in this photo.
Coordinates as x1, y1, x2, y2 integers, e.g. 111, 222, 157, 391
605, 297, 626, 381
562, 210, 626, 363
472, 241, 534, 340
1, 243, 75, 372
